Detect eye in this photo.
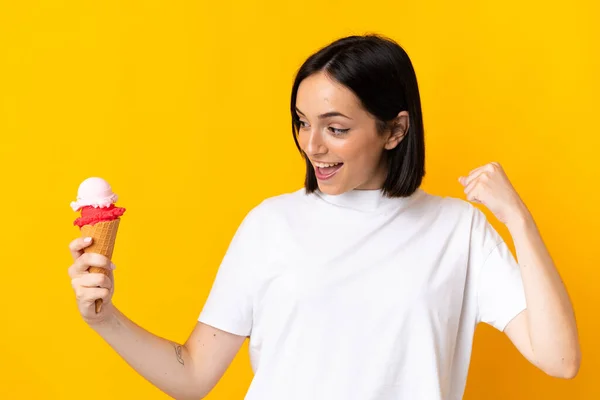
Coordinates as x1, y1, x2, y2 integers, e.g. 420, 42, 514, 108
298, 120, 310, 129
329, 127, 350, 135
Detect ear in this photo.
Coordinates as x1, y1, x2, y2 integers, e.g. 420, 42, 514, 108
384, 111, 410, 150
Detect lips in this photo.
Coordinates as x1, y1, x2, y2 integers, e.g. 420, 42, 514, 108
315, 163, 343, 180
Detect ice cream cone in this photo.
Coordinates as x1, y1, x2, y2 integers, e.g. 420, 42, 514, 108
80, 219, 120, 313
71, 177, 126, 314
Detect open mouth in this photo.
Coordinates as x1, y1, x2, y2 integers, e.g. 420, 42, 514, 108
314, 163, 344, 180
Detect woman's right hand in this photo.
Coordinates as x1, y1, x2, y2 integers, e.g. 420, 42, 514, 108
66, 238, 246, 400
68, 237, 116, 325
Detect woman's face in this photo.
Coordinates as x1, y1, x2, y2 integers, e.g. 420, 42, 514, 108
295, 71, 407, 195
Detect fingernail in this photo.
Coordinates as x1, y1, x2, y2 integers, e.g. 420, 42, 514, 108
84, 237, 92, 243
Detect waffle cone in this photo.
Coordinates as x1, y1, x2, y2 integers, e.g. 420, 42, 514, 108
80, 219, 121, 313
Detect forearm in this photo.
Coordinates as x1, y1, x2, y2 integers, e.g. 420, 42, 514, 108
507, 208, 581, 374
90, 305, 202, 400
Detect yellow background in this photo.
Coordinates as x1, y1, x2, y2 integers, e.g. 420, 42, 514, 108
1, 0, 598, 399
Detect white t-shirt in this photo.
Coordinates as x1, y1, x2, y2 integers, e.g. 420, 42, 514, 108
198, 187, 527, 400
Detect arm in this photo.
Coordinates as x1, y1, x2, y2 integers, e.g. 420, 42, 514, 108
503, 210, 581, 379
91, 308, 246, 399
459, 162, 581, 379
68, 238, 246, 400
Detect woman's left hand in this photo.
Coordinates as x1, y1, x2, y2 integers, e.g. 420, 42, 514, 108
458, 162, 529, 226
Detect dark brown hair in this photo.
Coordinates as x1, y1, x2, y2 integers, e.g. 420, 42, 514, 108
290, 34, 426, 197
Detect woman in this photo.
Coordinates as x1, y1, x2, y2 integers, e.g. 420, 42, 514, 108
68, 34, 580, 399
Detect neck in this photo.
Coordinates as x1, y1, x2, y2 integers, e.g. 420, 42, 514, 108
354, 155, 390, 191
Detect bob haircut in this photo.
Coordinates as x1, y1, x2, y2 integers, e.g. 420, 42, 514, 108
290, 34, 426, 198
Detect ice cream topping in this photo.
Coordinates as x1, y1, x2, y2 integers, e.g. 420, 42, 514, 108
71, 177, 126, 227
70, 177, 119, 212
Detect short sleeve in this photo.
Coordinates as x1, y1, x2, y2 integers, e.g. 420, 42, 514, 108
470, 206, 527, 331
198, 207, 263, 337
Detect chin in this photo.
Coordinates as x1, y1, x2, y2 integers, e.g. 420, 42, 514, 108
316, 183, 347, 196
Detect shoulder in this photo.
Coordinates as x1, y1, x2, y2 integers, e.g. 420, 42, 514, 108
415, 189, 477, 220
239, 187, 309, 225
255, 187, 309, 211
416, 189, 499, 238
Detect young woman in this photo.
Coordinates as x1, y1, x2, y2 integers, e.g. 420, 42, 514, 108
68, 34, 580, 400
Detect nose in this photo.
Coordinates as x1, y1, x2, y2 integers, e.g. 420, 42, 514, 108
303, 128, 327, 157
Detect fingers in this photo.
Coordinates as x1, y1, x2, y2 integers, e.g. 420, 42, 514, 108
71, 273, 113, 310
459, 168, 480, 187
467, 162, 500, 176
464, 183, 483, 203
460, 168, 486, 189
68, 238, 117, 320
460, 162, 501, 187
74, 286, 111, 306
69, 237, 93, 261
72, 273, 113, 291
68, 252, 112, 278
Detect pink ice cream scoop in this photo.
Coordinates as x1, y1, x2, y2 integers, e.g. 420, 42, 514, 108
70, 177, 119, 212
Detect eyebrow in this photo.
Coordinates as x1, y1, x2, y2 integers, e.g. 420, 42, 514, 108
295, 107, 352, 120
